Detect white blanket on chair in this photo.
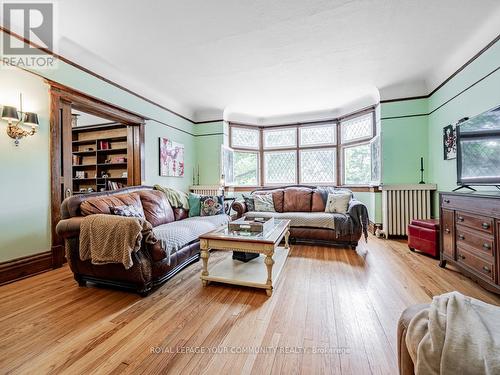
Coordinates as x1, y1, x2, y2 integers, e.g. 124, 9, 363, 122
406, 291, 500, 375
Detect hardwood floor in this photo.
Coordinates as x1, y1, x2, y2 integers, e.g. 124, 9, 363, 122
1, 235, 499, 375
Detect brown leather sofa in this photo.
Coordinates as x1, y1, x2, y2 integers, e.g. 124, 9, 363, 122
56, 186, 225, 295
233, 185, 367, 249
397, 304, 428, 375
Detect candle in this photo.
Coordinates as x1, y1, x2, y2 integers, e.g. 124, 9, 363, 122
420, 157, 424, 171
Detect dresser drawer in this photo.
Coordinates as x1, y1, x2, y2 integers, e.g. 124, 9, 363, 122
456, 226, 494, 257
456, 247, 495, 282
441, 209, 455, 259
455, 211, 494, 234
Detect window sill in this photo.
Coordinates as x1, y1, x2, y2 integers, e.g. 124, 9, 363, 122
227, 185, 381, 193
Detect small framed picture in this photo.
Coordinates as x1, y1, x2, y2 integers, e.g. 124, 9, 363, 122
443, 124, 456, 160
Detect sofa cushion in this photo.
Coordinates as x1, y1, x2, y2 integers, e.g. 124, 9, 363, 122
137, 190, 174, 227
80, 193, 145, 217
283, 187, 312, 212
200, 196, 224, 216
245, 211, 336, 230
242, 194, 255, 212
254, 193, 275, 212
253, 189, 284, 212
153, 214, 230, 261
325, 192, 351, 214
188, 193, 201, 217
311, 191, 326, 212
109, 204, 145, 218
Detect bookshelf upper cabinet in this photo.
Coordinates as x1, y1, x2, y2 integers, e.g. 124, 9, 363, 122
72, 123, 132, 194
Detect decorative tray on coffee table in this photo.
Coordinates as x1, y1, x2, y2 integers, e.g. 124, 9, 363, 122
228, 216, 275, 235
227, 216, 276, 262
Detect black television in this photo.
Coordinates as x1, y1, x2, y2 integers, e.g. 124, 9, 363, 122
456, 105, 500, 188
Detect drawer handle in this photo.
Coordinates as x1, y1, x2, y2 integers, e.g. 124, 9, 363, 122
459, 254, 466, 260
482, 266, 491, 273
482, 223, 490, 229
445, 228, 450, 234
458, 216, 464, 222
444, 199, 450, 204
458, 234, 465, 240
483, 243, 491, 250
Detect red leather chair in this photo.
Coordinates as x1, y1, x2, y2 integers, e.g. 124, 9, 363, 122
408, 219, 440, 258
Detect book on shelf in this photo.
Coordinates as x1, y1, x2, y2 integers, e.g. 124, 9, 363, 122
99, 141, 110, 150
72, 155, 82, 165
107, 181, 126, 190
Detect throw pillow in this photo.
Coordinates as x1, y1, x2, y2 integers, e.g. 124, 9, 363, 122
325, 192, 351, 214
188, 193, 201, 217
254, 193, 275, 212
242, 194, 255, 212
200, 196, 224, 216
109, 204, 144, 218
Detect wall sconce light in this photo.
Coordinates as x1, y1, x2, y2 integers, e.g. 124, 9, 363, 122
1, 93, 39, 146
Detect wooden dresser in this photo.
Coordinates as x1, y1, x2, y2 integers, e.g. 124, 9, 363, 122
440, 192, 500, 294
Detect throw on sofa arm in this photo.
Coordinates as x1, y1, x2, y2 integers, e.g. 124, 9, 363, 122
347, 199, 369, 240
232, 201, 248, 219
56, 216, 163, 260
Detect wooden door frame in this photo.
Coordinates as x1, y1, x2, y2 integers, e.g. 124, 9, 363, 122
49, 81, 146, 267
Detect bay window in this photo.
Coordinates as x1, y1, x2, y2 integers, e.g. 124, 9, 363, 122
228, 109, 377, 186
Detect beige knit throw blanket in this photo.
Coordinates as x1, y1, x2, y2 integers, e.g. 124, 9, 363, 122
79, 214, 157, 269
153, 184, 189, 210
406, 291, 500, 375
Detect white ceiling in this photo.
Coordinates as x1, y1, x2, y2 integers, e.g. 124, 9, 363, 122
24, 1, 500, 122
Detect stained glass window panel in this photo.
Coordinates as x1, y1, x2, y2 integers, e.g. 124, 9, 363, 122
299, 124, 336, 146
264, 151, 297, 184
300, 149, 336, 184
341, 113, 373, 143
263, 128, 297, 149
231, 127, 259, 149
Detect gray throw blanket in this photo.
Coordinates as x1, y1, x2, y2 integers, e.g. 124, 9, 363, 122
333, 199, 369, 241
316, 187, 368, 241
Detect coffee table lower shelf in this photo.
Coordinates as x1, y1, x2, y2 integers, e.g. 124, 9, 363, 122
201, 247, 289, 296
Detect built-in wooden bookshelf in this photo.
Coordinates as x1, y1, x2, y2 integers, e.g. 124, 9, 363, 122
72, 123, 130, 194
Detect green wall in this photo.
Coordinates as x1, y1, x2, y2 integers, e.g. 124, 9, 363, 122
144, 120, 197, 191
380, 99, 428, 184
0, 68, 51, 262
381, 38, 500, 217
193, 121, 225, 185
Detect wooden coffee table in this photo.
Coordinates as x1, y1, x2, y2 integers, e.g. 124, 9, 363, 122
199, 219, 290, 296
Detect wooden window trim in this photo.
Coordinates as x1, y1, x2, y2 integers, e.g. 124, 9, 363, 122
229, 108, 377, 187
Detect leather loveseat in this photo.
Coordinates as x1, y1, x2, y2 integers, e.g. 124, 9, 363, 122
232, 185, 368, 249
56, 186, 229, 295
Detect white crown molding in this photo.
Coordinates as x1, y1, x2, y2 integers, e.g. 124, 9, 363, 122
223, 91, 380, 126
